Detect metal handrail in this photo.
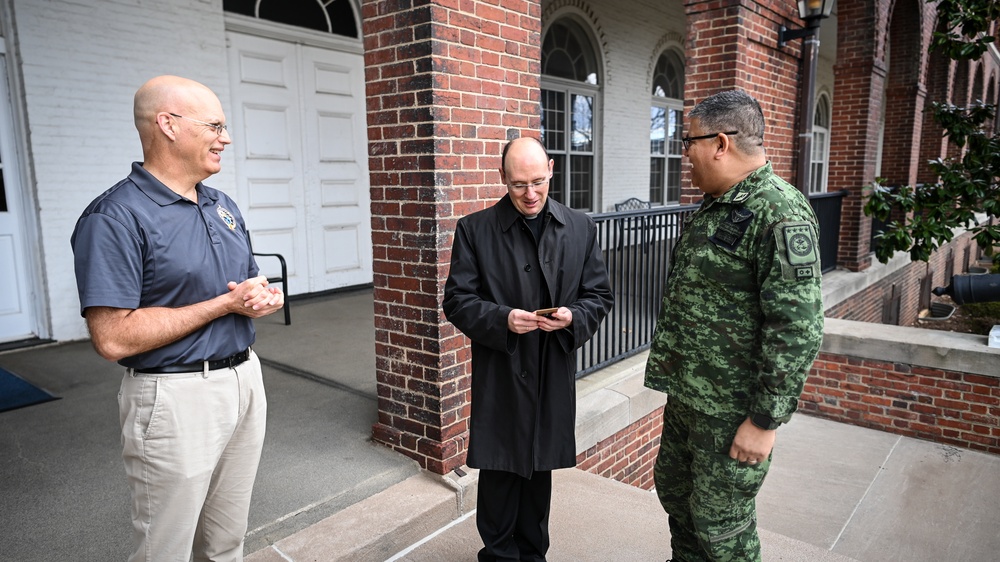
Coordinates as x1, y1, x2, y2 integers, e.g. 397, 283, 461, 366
577, 204, 697, 376
578, 191, 845, 376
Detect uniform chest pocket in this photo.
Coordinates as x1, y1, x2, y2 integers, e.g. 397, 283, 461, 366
691, 242, 757, 294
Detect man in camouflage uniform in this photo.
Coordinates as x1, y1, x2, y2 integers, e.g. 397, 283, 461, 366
644, 89, 824, 562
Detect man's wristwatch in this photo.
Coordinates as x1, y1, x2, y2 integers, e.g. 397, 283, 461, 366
750, 412, 781, 430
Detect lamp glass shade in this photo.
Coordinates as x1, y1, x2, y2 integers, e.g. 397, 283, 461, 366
798, 0, 834, 19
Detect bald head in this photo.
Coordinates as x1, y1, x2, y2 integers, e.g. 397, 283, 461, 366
499, 136, 553, 217
132, 76, 230, 192
134, 76, 219, 142
501, 137, 549, 176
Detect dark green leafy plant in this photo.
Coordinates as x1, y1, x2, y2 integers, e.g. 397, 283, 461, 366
864, 0, 1000, 264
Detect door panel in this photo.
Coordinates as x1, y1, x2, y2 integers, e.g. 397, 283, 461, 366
301, 45, 372, 288
227, 32, 371, 294
0, 53, 34, 342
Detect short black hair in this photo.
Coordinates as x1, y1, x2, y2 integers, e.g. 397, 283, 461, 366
689, 89, 765, 155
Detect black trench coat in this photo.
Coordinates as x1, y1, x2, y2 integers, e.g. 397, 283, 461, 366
443, 195, 613, 478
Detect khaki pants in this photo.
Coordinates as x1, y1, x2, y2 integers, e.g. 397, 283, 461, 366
118, 351, 267, 562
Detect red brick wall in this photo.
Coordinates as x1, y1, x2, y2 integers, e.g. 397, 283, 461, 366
803, 353, 1000, 455
363, 0, 541, 474
827, 0, 885, 272
576, 409, 663, 491
680, 0, 802, 204
826, 232, 978, 325
879, 5, 932, 188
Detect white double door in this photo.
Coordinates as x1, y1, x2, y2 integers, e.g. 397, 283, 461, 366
227, 31, 372, 295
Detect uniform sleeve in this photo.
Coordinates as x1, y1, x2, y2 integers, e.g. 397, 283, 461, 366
71, 208, 144, 315
442, 219, 516, 353
751, 219, 824, 422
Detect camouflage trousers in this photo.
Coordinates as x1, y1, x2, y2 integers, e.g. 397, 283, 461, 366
654, 398, 771, 562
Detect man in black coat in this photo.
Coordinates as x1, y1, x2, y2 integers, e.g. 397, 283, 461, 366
443, 136, 613, 561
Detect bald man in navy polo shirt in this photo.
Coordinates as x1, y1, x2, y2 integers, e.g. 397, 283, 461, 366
71, 76, 284, 562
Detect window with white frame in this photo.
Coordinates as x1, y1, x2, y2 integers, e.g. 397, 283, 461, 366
224, 0, 358, 37
650, 51, 684, 205
810, 93, 831, 194
541, 19, 600, 211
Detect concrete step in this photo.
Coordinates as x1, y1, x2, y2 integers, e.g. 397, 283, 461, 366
247, 467, 858, 562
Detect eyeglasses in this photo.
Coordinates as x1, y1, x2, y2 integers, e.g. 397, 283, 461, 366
168, 113, 229, 136
681, 131, 739, 151
507, 177, 550, 190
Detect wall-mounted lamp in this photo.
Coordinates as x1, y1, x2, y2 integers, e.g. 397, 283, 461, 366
780, 0, 836, 195
779, 0, 836, 48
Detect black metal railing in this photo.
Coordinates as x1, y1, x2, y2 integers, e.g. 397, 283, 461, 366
577, 204, 698, 376
809, 190, 847, 273
577, 191, 846, 376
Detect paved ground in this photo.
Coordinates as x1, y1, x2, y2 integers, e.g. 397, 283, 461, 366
244, 411, 1000, 562
0, 288, 418, 561
2, 288, 999, 561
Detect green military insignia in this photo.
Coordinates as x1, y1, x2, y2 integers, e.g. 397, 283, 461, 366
775, 222, 819, 280
710, 206, 754, 251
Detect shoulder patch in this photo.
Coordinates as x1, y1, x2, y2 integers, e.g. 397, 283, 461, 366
775, 222, 819, 280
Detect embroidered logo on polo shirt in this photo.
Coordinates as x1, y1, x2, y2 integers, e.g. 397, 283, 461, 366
217, 205, 236, 230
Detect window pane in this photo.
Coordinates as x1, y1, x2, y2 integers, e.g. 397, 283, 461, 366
541, 20, 599, 84
650, 107, 665, 155
570, 155, 593, 210
652, 51, 684, 99
542, 89, 566, 154
650, 157, 664, 204
667, 109, 683, 156
666, 158, 681, 204
812, 129, 827, 160
571, 94, 593, 152
810, 162, 824, 194
550, 155, 566, 205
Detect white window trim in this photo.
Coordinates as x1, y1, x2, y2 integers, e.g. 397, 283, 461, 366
650, 97, 683, 205
811, 93, 832, 194
541, 75, 602, 212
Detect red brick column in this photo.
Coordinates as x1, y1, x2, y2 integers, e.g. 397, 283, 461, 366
827, 0, 886, 272
879, 5, 931, 189
681, 0, 805, 203
362, 0, 541, 474
917, 48, 953, 185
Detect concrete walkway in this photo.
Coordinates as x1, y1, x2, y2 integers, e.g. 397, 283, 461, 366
2, 289, 998, 561
245, 412, 1000, 562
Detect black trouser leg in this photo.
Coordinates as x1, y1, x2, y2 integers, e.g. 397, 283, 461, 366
513, 470, 551, 562
477, 469, 553, 562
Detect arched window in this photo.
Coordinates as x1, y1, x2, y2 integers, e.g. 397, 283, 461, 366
649, 50, 684, 205
810, 93, 831, 194
224, 0, 358, 38
541, 19, 600, 211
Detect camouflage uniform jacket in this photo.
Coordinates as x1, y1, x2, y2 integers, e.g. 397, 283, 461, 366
644, 162, 824, 423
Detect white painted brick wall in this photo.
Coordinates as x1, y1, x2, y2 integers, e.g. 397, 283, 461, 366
12, 0, 232, 340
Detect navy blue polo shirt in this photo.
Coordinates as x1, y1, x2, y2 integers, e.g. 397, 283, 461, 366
71, 162, 259, 369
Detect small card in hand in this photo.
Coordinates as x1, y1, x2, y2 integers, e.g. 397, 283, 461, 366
534, 307, 558, 317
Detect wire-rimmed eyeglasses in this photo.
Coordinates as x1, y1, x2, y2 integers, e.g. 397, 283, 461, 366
168, 113, 229, 136
507, 177, 550, 190
681, 130, 738, 151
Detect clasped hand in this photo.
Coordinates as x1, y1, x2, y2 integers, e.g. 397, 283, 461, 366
228, 275, 284, 318
507, 307, 572, 334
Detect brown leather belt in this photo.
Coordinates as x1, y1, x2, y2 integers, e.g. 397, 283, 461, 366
135, 348, 251, 374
